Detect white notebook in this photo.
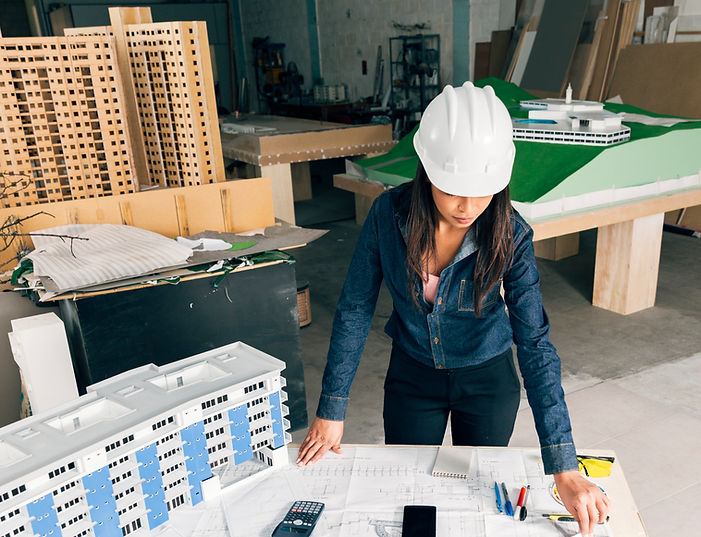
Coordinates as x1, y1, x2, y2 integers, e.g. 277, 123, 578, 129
431, 446, 475, 478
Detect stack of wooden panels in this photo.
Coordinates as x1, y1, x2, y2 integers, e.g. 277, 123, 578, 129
500, 0, 641, 100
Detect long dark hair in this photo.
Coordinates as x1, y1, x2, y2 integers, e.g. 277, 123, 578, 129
406, 162, 514, 316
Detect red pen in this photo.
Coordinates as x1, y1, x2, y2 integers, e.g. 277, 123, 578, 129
513, 485, 528, 520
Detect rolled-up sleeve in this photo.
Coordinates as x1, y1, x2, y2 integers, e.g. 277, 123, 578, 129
503, 223, 578, 474
316, 197, 385, 421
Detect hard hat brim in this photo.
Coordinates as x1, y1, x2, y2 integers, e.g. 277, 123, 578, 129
414, 132, 514, 197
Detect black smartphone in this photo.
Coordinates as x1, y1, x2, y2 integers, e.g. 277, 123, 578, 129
401, 505, 436, 537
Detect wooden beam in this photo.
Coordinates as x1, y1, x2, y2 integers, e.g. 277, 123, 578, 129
593, 213, 664, 314
257, 163, 296, 224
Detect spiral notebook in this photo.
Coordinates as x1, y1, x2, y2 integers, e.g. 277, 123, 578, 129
431, 446, 475, 478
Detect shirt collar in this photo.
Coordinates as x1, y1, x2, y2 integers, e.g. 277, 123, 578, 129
394, 188, 480, 265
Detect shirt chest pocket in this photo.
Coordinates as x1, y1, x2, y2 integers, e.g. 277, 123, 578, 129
458, 278, 502, 312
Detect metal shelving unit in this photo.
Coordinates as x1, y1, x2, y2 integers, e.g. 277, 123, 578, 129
389, 34, 440, 136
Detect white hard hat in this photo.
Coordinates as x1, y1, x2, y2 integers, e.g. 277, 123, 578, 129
413, 81, 515, 197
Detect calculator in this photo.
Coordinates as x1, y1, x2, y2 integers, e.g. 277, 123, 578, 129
271, 501, 325, 536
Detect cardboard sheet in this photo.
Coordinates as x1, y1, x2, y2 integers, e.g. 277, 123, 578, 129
608, 43, 701, 118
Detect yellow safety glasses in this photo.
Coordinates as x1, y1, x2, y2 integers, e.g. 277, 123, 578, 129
577, 455, 615, 478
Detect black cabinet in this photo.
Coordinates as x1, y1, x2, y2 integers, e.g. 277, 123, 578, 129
59, 261, 308, 431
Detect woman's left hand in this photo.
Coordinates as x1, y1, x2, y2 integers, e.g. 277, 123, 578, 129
553, 470, 610, 536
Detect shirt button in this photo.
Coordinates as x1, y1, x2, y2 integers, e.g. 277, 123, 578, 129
434, 337, 439, 344
437, 297, 442, 305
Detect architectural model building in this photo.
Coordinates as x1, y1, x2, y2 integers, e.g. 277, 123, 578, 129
512, 84, 631, 146
0, 35, 137, 207
66, 7, 225, 189
0, 341, 291, 537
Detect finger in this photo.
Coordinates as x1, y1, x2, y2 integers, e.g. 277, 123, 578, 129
596, 494, 610, 522
586, 500, 599, 536
298, 432, 315, 450
331, 444, 343, 454
574, 504, 590, 537
296, 438, 317, 464
301, 442, 327, 466
309, 444, 330, 464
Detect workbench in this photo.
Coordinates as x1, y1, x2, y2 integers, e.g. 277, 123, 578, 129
160, 445, 647, 537
333, 173, 701, 315
219, 116, 394, 224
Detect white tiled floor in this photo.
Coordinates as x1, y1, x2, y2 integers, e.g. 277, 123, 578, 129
510, 352, 701, 537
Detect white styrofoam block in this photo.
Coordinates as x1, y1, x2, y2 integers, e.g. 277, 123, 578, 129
8, 312, 78, 414
200, 474, 222, 501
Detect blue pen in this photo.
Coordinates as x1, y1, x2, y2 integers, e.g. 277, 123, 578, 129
501, 482, 514, 517
494, 481, 503, 513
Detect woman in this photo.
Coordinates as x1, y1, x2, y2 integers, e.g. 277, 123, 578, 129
297, 82, 609, 536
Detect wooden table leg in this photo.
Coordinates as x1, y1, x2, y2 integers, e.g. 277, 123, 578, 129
257, 163, 295, 224
534, 233, 580, 260
291, 162, 312, 202
593, 213, 664, 314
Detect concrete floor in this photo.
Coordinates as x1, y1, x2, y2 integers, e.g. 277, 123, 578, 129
291, 210, 701, 537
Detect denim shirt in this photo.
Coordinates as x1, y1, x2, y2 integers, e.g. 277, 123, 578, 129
317, 182, 578, 474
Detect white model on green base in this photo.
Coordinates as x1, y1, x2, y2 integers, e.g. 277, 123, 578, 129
513, 84, 631, 146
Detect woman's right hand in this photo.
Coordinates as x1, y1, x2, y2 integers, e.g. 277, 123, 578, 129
296, 417, 344, 466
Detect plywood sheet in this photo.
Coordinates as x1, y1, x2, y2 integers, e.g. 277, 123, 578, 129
474, 42, 491, 81
588, 0, 623, 101
608, 43, 701, 118
520, 0, 588, 94
511, 31, 536, 86
0, 178, 274, 269
489, 29, 513, 78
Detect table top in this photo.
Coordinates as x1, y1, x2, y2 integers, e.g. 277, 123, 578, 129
158, 444, 646, 537
333, 173, 701, 241
220, 115, 394, 166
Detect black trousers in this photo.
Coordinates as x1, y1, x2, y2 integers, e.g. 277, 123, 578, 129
383, 344, 521, 446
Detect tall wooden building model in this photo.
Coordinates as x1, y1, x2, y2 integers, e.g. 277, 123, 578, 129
0, 342, 291, 537
0, 7, 224, 209
0, 34, 137, 207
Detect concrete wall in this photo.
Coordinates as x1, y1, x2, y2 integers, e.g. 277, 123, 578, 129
237, 0, 516, 107
238, 0, 312, 109
469, 0, 516, 80
316, 0, 453, 102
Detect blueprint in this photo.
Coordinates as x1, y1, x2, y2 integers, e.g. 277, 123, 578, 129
157, 447, 613, 537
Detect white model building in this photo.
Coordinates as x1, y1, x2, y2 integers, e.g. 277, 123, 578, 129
0, 341, 290, 537
512, 84, 631, 146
